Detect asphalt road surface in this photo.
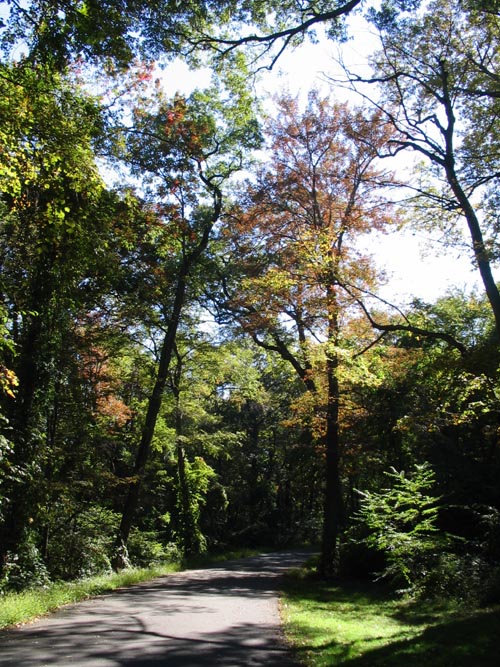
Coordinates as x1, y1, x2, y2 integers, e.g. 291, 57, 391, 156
0, 550, 311, 667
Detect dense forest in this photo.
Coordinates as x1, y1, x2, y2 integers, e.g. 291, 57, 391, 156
0, 0, 499, 602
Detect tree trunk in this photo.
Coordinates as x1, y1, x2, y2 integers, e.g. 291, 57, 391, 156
177, 439, 198, 556
446, 165, 500, 338
319, 285, 344, 578
113, 182, 221, 568
320, 355, 344, 576
113, 272, 188, 569
173, 380, 198, 557
440, 70, 500, 338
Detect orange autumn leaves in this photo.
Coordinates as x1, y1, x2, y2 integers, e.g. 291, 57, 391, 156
161, 96, 212, 161
225, 91, 398, 344
222, 91, 399, 441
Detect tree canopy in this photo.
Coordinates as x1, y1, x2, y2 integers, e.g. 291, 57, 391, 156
0, 0, 499, 599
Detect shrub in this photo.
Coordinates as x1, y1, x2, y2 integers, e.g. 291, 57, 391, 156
127, 530, 179, 567
354, 463, 449, 594
46, 507, 119, 580
416, 552, 500, 604
0, 532, 50, 593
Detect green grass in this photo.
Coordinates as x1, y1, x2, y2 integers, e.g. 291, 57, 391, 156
281, 567, 500, 667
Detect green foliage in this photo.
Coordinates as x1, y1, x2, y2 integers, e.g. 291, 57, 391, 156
0, 58, 153, 584
176, 455, 217, 554
127, 530, 180, 567
0, 0, 498, 603
0, 531, 50, 593
0, 413, 16, 524
0, 0, 368, 73
45, 507, 120, 581
355, 464, 448, 592
417, 551, 500, 605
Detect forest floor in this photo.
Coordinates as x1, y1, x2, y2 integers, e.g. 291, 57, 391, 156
281, 571, 500, 667
0, 550, 310, 667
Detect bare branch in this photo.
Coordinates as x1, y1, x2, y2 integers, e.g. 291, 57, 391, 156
193, 0, 362, 57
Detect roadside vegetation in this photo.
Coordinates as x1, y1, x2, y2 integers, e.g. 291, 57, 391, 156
0, 563, 181, 630
0, 547, 263, 630
1, 0, 499, 626
281, 465, 500, 667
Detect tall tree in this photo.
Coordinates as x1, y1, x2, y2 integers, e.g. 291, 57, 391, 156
0, 61, 126, 577
112, 73, 261, 564
345, 0, 500, 336
219, 91, 397, 575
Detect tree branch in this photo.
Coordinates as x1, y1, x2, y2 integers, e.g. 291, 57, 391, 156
352, 295, 467, 356
194, 0, 362, 57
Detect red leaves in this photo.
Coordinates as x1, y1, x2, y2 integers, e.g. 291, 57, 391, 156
160, 97, 206, 158
165, 110, 177, 125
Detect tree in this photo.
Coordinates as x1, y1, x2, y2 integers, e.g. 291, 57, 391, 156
219, 91, 398, 575
344, 0, 500, 337
342, 286, 500, 525
356, 463, 444, 591
0, 302, 17, 536
112, 74, 261, 565
0, 1, 423, 72
180, 334, 324, 548
164, 334, 222, 558
0, 61, 129, 579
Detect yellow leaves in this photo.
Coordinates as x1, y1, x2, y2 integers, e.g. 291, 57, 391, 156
0, 366, 18, 398
285, 392, 325, 440
242, 265, 294, 296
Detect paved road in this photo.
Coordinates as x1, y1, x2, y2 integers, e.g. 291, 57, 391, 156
0, 550, 310, 666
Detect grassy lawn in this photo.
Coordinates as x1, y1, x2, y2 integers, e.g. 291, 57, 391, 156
281, 568, 500, 667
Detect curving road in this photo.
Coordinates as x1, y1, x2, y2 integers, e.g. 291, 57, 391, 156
0, 550, 310, 667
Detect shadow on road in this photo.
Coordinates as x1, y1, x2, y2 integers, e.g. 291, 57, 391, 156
1, 620, 300, 666
0, 551, 310, 667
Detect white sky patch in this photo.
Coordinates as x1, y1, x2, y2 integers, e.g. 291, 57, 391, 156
156, 59, 212, 96
362, 229, 481, 304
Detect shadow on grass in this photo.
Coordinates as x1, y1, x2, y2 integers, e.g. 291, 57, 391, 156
300, 608, 500, 667
283, 576, 500, 667
284, 574, 394, 610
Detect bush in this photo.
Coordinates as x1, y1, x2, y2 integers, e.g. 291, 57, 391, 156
0, 532, 50, 593
354, 463, 449, 594
127, 530, 179, 567
417, 552, 500, 604
46, 507, 119, 580
433, 504, 500, 603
